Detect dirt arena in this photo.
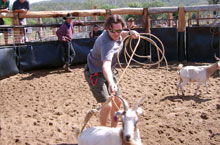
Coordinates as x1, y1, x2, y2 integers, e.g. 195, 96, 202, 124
0, 62, 220, 145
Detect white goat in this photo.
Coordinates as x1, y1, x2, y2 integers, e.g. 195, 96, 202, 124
177, 56, 220, 96
77, 96, 145, 145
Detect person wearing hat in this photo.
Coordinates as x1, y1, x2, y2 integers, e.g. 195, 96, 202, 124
127, 17, 137, 29
56, 13, 84, 72
89, 24, 102, 38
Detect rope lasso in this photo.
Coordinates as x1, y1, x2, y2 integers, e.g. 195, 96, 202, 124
210, 16, 220, 55
81, 33, 168, 133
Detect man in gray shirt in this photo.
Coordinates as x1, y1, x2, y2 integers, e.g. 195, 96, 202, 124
85, 15, 139, 127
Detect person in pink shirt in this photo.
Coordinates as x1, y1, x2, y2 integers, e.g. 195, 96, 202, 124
56, 13, 84, 72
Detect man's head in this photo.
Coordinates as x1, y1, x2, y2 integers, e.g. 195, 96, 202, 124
104, 15, 126, 41
64, 13, 74, 24
127, 17, 135, 29
19, 0, 25, 3
93, 24, 99, 32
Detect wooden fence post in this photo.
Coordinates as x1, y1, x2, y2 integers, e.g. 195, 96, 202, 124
188, 12, 192, 26
12, 13, 20, 43
37, 18, 42, 41
78, 16, 81, 32
142, 8, 150, 33
104, 9, 111, 20
197, 11, 200, 26
94, 6, 97, 21
178, 7, 186, 32
168, 13, 173, 27
207, 14, 210, 24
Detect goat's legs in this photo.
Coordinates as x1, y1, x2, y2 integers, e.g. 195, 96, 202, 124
205, 82, 209, 94
177, 80, 181, 96
194, 82, 202, 96
179, 80, 188, 96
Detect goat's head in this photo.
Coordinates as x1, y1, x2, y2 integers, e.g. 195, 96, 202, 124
115, 96, 145, 144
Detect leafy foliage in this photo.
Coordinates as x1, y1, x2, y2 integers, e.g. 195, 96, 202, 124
30, 0, 209, 12
207, 0, 220, 4
3, 18, 12, 25
28, 0, 210, 24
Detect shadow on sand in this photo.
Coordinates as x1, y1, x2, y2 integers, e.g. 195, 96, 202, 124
20, 65, 84, 81
160, 95, 212, 104
55, 144, 78, 145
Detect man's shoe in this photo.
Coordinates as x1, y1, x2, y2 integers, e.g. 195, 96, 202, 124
65, 65, 72, 72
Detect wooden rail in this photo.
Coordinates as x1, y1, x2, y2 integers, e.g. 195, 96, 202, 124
0, 4, 219, 19
184, 4, 220, 12
0, 4, 220, 43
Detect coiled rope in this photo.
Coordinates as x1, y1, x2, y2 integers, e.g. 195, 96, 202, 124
80, 33, 168, 132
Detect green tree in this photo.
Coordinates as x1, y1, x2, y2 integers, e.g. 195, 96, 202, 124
142, 1, 165, 20
3, 18, 12, 25
207, 0, 220, 4
126, 1, 165, 25
207, 0, 219, 16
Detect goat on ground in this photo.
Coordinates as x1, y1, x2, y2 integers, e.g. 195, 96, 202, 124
177, 55, 220, 96
77, 96, 145, 145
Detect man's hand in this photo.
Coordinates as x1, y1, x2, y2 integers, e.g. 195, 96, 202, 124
62, 36, 71, 42
0, 9, 9, 13
108, 82, 117, 95
130, 30, 140, 39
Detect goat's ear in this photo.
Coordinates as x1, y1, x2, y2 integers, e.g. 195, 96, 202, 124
114, 110, 124, 122
136, 107, 144, 116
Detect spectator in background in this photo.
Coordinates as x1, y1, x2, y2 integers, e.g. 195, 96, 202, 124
0, 0, 10, 45
56, 13, 84, 72
89, 24, 102, 38
12, 0, 30, 43
127, 17, 137, 29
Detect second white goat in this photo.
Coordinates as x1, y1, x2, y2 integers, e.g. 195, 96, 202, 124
177, 56, 220, 96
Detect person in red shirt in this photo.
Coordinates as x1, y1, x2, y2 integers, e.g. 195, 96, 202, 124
56, 13, 84, 72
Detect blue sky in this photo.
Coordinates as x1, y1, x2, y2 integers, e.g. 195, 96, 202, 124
10, 0, 49, 4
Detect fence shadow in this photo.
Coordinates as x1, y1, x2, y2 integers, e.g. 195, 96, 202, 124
20, 65, 84, 81
160, 95, 212, 104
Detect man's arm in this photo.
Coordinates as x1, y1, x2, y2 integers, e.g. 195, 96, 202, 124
0, 8, 9, 13
74, 20, 84, 26
89, 31, 93, 38
102, 60, 117, 94
56, 24, 69, 41
13, 9, 28, 13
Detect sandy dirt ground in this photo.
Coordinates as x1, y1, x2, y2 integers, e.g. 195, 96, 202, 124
0, 62, 220, 145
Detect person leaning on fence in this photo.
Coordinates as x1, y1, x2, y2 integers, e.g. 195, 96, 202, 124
89, 24, 102, 38
84, 15, 139, 127
56, 13, 84, 72
127, 17, 137, 29
0, 0, 10, 45
12, 0, 30, 43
